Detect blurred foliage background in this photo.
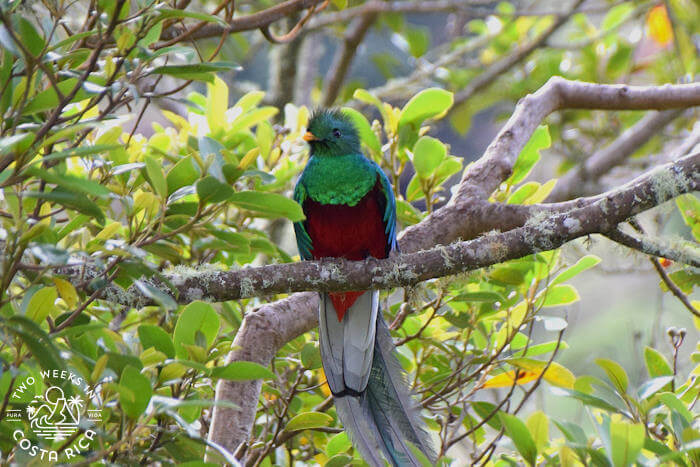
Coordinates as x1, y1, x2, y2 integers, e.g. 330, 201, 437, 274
0, 0, 698, 465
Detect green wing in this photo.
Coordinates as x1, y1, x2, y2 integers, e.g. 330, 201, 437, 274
293, 181, 313, 260
374, 162, 398, 253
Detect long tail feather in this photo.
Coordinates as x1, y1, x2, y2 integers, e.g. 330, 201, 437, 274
367, 316, 436, 465
333, 394, 386, 467
321, 293, 435, 466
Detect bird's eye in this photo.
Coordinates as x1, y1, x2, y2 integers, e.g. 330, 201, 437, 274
332, 128, 341, 138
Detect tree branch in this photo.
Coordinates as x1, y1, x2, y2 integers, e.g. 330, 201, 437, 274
649, 256, 700, 318
605, 227, 700, 269
321, 12, 377, 106
158, 0, 324, 45
455, 78, 700, 201
76, 153, 699, 307
547, 109, 684, 202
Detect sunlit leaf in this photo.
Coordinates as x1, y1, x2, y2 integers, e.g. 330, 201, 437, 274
285, 412, 334, 432
647, 5, 673, 46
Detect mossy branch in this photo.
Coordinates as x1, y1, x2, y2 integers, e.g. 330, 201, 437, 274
60, 153, 698, 308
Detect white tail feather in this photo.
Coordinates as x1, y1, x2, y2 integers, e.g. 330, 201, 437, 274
319, 293, 345, 394
343, 291, 378, 392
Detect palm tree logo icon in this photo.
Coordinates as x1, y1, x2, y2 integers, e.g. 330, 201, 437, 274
28, 386, 81, 440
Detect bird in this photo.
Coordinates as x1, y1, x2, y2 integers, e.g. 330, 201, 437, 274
293, 109, 435, 466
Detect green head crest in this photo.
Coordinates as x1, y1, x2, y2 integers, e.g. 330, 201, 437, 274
304, 109, 361, 156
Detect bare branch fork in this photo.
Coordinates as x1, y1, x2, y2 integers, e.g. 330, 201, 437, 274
203, 78, 700, 455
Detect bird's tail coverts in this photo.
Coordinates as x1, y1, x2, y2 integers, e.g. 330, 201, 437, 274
330, 313, 436, 467
319, 291, 378, 395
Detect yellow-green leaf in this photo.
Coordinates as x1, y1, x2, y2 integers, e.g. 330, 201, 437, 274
53, 278, 78, 308
285, 412, 333, 432
26, 287, 58, 323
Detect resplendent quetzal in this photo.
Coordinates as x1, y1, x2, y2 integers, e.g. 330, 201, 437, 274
293, 109, 435, 466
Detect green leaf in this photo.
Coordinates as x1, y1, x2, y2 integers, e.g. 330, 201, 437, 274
609, 421, 645, 467
601, 3, 635, 31
499, 412, 537, 465
0, 133, 34, 156
550, 387, 622, 413
166, 156, 200, 195
234, 90, 266, 112
676, 194, 700, 241
539, 284, 580, 307
25, 286, 57, 323
25, 166, 111, 198
22, 78, 90, 115
285, 412, 334, 432
7, 316, 66, 371
551, 255, 601, 285
23, 189, 105, 224
138, 324, 176, 359
396, 198, 424, 225
119, 365, 152, 418
657, 392, 693, 424
553, 419, 587, 444
144, 155, 168, 198
596, 358, 629, 394
300, 342, 322, 369
637, 376, 674, 400
106, 352, 144, 375
526, 411, 549, 454
211, 361, 275, 381
229, 107, 278, 134
405, 26, 429, 57
15, 17, 46, 57
325, 454, 352, 467
433, 156, 462, 185
507, 182, 539, 205
398, 88, 453, 130
326, 432, 351, 457
643, 346, 673, 378
643, 437, 673, 457
660, 270, 699, 295
139, 21, 163, 48
150, 62, 241, 83
353, 89, 386, 121
207, 76, 229, 133
342, 107, 381, 156
472, 401, 502, 430
173, 301, 220, 359
33, 144, 122, 166
607, 43, 632, 77
229, 191, 305, 221
508, 125, 550, 185
196, 176, 235, 204
412, 136, 446, 178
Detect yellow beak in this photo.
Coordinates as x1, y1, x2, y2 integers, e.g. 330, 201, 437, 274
303, 131, 318, 142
